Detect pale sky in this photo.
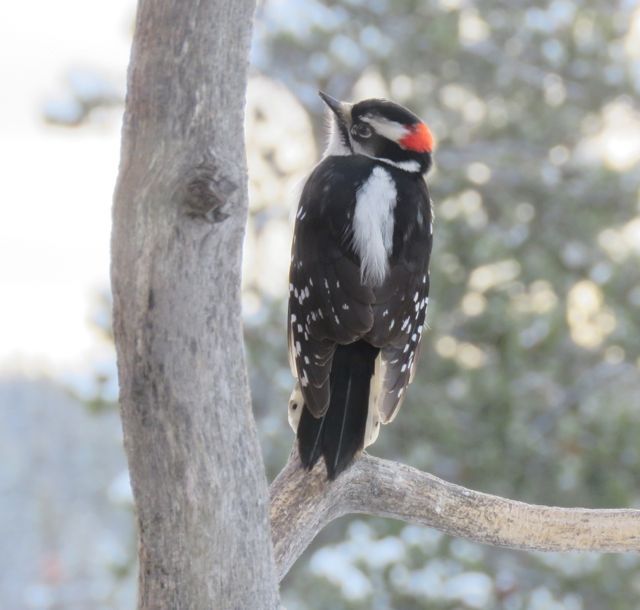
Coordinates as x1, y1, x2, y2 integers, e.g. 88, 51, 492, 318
0, 0, 134, 379
1, 0, 637, 385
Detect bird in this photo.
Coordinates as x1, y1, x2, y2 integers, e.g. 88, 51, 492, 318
287, 91, 435, 479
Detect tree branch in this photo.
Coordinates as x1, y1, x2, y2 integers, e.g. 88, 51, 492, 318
270, 448, 640, 581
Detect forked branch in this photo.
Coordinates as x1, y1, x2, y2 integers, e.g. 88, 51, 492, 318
270, 448, 640, 581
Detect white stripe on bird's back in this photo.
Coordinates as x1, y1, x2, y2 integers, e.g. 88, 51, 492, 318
352, 166, 397, 287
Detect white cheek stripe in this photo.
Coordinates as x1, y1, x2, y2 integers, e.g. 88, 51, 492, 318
353, 166, 397, 286
323, 103, 354, 157
323, 116, 350, 157
378, 158, 421, 173
361, 115, 409, 142
351, 147, 422, 174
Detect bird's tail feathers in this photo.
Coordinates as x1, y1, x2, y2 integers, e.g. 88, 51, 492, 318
297, 341, 379, 479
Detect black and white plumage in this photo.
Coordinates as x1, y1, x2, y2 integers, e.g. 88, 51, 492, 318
287, 92, 435, 479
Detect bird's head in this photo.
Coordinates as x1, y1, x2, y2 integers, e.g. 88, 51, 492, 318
319, 91, 435, 174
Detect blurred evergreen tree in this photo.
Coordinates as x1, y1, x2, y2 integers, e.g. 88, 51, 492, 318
247, 1, 640, 608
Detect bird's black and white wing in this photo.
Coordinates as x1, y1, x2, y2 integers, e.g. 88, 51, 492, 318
287, 155, 377, 417
366, 186, 433, 431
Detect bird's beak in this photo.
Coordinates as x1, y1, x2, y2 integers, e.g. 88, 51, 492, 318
319, 91, 352, 125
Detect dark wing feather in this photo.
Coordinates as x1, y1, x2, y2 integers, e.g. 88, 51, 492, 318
375, 273, 430, 422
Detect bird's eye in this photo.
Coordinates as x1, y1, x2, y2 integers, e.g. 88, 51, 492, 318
351, 123, 372, 139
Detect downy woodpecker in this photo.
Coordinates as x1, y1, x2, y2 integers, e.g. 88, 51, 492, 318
288, 91, 435, 479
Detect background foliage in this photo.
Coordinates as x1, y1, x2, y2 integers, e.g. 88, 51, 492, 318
246, 1, 640, 608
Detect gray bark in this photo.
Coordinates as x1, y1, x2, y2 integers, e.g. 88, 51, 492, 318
111, 0, 280, 608
271, 449, 640, 581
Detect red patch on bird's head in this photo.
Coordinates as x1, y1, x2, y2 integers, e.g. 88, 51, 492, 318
399, 122, 434, 153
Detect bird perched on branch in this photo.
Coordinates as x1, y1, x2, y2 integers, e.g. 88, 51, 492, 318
287, 91, 435, 479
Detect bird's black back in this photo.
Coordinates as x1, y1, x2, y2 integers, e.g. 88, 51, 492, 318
289, 154, 433, 477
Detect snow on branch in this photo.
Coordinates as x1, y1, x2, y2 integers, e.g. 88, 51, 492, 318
270, 448, 640, 581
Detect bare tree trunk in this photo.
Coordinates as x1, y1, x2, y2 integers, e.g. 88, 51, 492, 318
111, 1, 279, 608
